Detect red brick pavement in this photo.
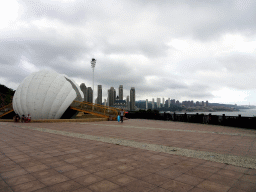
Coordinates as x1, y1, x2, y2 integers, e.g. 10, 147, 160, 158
0, 119, 256, 192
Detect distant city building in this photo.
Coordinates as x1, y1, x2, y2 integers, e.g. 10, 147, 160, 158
87, 87, 93, 103
157, 98, 161, 108
126, 96, 130, 110
119, 85, 123, 100
181, 100, 194, 107
112, 96, 127, 109
130, 87, 135, 111
131, 97, 208, 109
97, 85, 102, 105
114, 89, 116, 102
108, 87, 115, 107
80, 83, 87, 102
104, 99, 107, 106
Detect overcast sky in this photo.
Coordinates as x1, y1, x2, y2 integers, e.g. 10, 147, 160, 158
1, 0, 256, 105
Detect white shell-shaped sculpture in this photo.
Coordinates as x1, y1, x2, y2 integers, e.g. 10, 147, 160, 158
12, 70, 82, 119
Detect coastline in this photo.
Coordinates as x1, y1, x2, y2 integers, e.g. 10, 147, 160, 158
161, 108, 256, 117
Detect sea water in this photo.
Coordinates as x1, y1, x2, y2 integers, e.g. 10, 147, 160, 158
164, 108, 256, 117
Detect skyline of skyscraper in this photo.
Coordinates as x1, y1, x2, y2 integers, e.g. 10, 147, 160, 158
157, 98, 161, 108
119, 85, 123, 100
87, 87, 93, 103
81, 83, 210, 111
108, 87, 115, 107
130, 87, 135, 111
97, 85, 102, 105
126, 96, 130, 111
80, 83, 87, 102
80, 84, 183, 111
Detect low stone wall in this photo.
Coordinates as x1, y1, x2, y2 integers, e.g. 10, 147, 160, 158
126, 112, 256, 129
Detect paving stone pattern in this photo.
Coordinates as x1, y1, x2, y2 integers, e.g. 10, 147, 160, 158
12, 123, 256, 169
0, 119, 255, 192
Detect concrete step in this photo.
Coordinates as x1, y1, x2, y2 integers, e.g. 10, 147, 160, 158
76, 113, 99, 119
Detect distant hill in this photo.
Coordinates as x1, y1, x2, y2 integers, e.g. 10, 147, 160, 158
0, 84, 15, 107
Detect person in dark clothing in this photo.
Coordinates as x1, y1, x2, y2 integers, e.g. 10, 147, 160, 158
14, 114, 20, 122
21, 115, 25, 123
120, 109, 125, 123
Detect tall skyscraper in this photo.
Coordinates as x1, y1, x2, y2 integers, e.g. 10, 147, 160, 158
168, 98, 170, 108
152, 98, 154, 109
162, 98, 165, 107
157, 98, 161, 108
104, 99, 107, 106
130, 87, 135, 111
80, 83, 88, 102
108, 87, 115, 107
97, 85, 102, 105
126, 96, 130, 110
146, 99, 148, 110
119, 85, 123, 100
114, 89, 116, 102
87, 87, 93, 103
107, 94, 109, 106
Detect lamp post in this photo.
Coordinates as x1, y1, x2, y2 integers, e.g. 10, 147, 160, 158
91, 58, 96, 104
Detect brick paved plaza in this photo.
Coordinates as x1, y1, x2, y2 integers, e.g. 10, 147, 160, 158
0, 119, 256, 192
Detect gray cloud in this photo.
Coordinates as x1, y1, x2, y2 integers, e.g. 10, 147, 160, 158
1, 0, 256, 105
103, 41, 170, 58
218, 53, 256, 73
0, 65, 30, 84
20, 0, 88, 25
0, 41, 26, 65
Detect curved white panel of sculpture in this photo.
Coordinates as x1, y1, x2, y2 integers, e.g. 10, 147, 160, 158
12, 70, 82, 119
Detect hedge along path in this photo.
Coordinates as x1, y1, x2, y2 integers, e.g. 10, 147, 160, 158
14, 124, 256, 169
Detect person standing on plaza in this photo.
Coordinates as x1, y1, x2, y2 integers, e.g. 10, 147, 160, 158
27, 114, 31, 122
21, 115, 25, 123
13, 114, 20, 122
120, 109, 125, 123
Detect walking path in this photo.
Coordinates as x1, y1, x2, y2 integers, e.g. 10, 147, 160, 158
0, 119, 256, 192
